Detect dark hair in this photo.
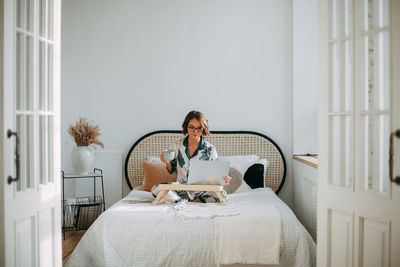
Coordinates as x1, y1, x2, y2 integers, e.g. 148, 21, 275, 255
182, 110, 210, 136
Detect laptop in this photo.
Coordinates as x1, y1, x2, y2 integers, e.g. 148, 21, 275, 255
187, 159, 230, 185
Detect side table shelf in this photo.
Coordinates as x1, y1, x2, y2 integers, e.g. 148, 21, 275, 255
62, 168, 106, 239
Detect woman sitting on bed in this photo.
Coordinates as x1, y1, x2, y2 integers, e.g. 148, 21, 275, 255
151, 110, 231, 203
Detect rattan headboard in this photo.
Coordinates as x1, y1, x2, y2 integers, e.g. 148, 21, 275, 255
124, 130, 287, 193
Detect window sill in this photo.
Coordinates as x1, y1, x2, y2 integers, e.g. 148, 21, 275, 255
293, 155, 318, 169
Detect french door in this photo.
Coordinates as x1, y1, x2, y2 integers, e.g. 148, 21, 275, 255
1, 0, 61, 266
317, 0, 400, 266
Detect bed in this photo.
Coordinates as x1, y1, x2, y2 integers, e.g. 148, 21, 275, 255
66, 131, 316, 267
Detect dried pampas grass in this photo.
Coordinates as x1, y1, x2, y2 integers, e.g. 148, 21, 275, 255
68, 117, 104, 148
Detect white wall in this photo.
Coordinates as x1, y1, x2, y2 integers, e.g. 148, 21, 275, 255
293, 0, 318, 154
291, 0, 319, 240
61, 0, 294, 208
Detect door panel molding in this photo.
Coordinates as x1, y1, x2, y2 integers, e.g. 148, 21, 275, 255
15, 214, 37, 267
327, 208, 354, 267
358, 216, 390, 267
39, 207, 55, 267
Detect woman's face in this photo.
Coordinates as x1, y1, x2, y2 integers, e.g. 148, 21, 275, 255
187, 119, 203, 139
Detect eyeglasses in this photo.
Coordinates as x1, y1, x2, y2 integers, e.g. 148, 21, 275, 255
187, 125, 203, 132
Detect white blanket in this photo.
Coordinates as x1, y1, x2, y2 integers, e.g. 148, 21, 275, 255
216, 199, 280, 265
66, 190, 218, 267
66, 188, 315, 267
174, 200, 240, 219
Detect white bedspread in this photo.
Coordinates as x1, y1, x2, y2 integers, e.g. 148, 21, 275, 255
66, 190, 217, 267
66, 188, 315, 267
174, 200, 240, 219
216, 196, 280, 265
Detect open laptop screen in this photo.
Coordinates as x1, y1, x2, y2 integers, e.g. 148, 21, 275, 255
187, 159, 230, 185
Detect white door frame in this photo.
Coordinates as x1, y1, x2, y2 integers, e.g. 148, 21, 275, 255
0, 0, 5, 263
1, 0, 62, 265
317, 0, 400, 266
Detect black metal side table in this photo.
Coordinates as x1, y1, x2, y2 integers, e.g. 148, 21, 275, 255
62, 168, 105, 239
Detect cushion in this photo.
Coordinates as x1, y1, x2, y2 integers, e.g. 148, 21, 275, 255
243, 158, 268, 189
224, 158, 269, 194
235, 180, 252, 193
219, 155, 260, 165
142, 161, 177, 192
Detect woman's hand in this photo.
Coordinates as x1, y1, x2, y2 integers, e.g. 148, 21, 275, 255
160, 153, 166, 163
223, 176, 232, 185
160, 153, 172, 172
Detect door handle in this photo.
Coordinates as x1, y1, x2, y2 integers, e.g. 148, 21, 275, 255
389, 129, 400, 185
7, 129, 20, 184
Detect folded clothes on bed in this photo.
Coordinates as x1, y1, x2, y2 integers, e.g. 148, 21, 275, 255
173, 200, 240, 219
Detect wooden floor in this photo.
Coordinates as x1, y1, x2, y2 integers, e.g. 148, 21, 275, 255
62, 230, 86, 266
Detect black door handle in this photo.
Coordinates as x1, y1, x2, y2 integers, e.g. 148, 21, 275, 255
389, 129, 400, 185
7, 129, 20, 184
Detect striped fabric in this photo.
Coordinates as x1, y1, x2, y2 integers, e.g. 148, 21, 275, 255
66, 189, 315, 267
66, 190, 217, 267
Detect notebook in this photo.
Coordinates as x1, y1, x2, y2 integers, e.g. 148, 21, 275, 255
187, 159, 230, 185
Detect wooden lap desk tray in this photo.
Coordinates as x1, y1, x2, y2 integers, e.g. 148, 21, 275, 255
152, 184, 226, 205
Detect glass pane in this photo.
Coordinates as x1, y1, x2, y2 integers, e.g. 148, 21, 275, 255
16, 32, 22, 110
48, 0, 54, 40
380, 0, 390, 27
379, 115, 390, 193
329, 0, 339, 39
26, 115, 33, 188
39, 116, 47, 184
26, 36, 33, 111
26, 0, 33, 32
367, 0, 375, 31
344, 116, 353, 187
48, 116, 54, 182
330, 116, 342, 185
344, 0, 353, 36
39, 41, 46, 111
364, 34, 375, 111
362, 115, 374, 190
362, 115, 390, 193
39, 116, 43, 184
344, 40, 353, 111
379, 31, 390, 110
47, 44, 54, 111
330, 43, 340, 112
15, 115, 33, 190
16, 0, 21, 28
39, 0, 46, 37
16, 115, 22, 191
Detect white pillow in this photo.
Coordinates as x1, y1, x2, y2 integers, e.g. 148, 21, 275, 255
226, 158, 269, 194
219, 156, 268, 183
258, 158, 269, 186
234, 181, 252, 193
219, 155, 260, 166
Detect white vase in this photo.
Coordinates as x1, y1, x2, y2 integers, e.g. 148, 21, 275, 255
72, 146, 94, 174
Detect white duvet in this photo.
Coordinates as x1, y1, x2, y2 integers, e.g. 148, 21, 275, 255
66, 188, 315, 267
216, 202, 280, 265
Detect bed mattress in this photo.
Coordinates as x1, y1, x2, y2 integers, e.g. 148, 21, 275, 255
66, 188, 315, 267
